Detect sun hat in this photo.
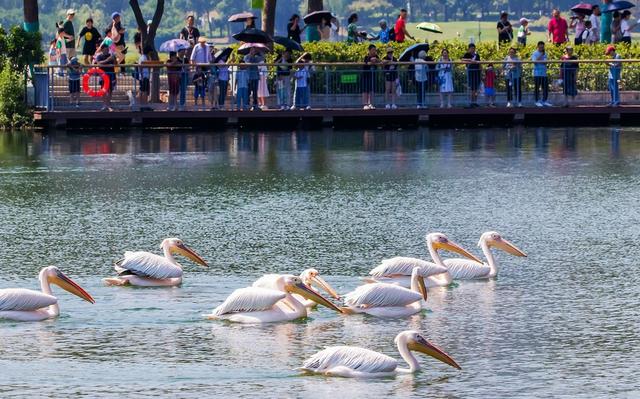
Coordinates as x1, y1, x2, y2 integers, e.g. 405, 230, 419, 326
386, 46, 393, 53
67, 9, 75, 15
198, 37, 207, 43
520, 17, 529, 23
111, 12, 121, 19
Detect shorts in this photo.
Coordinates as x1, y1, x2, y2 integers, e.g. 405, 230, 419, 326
69, 79, 80, 93
66, 47, 77, 58
484, 87, 495, 96
139, 77, 150, 93
467, 70, 481, 91
361, 72, 375, 93
384, 71, 398, 82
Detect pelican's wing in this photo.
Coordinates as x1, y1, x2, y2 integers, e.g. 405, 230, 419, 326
443, 258, 491, 280
115, 251, 183, 279
212, 287, 286, 316
301, 346, 397, 373
344, 283, 422, 308
0, 288, 57, 311
370, 257, 447, 278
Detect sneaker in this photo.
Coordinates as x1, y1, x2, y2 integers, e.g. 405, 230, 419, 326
543, 101, 553, 107
385, 104, 391, 109
391, 104, 397, 109
305, 106, 311, 110
364, 105, 371, 110
290, 105, 297, 110
535, 101, 543, 107
517, 102, 523, 108
370, 105, 376, 110
506, 102, 513, 108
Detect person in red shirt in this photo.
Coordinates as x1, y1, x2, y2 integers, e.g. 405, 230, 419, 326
394, 9, 414, 43
548, 9, 569, 44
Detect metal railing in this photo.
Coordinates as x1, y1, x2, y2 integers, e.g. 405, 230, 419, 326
33, 60, 639, 112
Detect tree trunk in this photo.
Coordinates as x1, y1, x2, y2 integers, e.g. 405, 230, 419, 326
23, 0, 39, 32
307, 0, 323, 13
130, 0, 164, 102
262, 0, 277, 37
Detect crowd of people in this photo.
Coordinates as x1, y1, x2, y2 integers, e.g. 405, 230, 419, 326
47, 6, 630, 111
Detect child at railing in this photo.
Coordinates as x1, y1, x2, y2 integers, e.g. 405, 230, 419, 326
484, 63, 496, 107
56, 24, 68, 77
503, 47, 522, 108
436, 48, 453, 108
137, 46, 151, 110
258, 63, 270, 110
193, 66, 207, 108
292, 55, 310, 110
606, 45, 622, 107
275, 50, 293, 110
67, 57, 81, 108
207, 66, 219, 110
166, 51, 181, 111
235, 60, 250, 111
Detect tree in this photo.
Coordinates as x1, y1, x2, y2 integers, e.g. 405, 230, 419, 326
262, 0, 277, 37
129, 0, 164, 61
308, 0, 323, 13
23, 0, 39, 32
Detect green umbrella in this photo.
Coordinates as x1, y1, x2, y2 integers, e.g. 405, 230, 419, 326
416, 22, 443, 34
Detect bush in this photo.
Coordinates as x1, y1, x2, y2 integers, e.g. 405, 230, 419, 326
0, 64, 31, 128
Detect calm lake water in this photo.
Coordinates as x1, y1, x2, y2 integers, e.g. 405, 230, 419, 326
0, 127, 639, 398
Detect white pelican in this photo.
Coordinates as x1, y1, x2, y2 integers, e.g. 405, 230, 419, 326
0, 266, 95, 322
443, 231, 527, 279
252, 268, 340, 308
366, 233, 483, 288
342, 266, 428, 317
299, 330, 461, 378
207, 275, 342, 323
103, 237, 208, 287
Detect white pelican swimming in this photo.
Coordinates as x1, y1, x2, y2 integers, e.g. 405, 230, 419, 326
299, 330, 461, 378
342, 266, 428, 317
207, 275, 343, 323
252, 268, 340, 308
103, 237, 208, 287
443, 231, 527, 279
0, 266, 95, 322
365, 232, 483, 288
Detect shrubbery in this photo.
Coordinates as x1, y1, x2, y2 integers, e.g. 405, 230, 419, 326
0, 64, 31, 128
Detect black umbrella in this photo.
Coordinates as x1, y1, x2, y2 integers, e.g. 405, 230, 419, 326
303, 10, 333, 25
213, 47, 233, 63
273, 36, 304, 51
232, 28, 272, 44
603, 0, 635, 12
228, 12, 255, 22
399, 43, 430, 62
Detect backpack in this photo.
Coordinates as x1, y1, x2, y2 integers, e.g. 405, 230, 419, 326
388, 27, 396, 42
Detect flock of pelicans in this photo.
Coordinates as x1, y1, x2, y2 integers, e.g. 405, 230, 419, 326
0, 231, 526, 378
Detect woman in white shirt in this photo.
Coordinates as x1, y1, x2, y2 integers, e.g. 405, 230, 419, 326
620, 10, 636, 44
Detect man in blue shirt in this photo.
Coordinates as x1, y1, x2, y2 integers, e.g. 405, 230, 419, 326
370, 20, 393, 43
531, 41, 552, 107
606, 45, 622, 106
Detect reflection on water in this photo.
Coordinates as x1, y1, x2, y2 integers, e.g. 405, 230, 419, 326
1, 127, 640, 398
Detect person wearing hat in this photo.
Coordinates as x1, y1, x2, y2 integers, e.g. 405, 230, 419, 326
107, 12, 126, 66
517, 18, 530, 46
67, 56, 82, 108
369, 20, 393, 43
292, 52, 311, 110
382, 47, 398, 109
190, 36, 211, 65
414, 49, 429, 109
606, 45, 622, 106
62, 9, 76, 59
462, 42, 481, 107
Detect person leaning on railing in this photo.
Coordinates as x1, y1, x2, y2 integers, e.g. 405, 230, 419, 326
503, 47, 522, 108
531, 41, 552, 107
94, 43, 117, 112
275, 50, 293, 110
560, 46, 579, 107
605, 45, 622, 106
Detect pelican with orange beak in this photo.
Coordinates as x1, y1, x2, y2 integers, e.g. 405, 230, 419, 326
207, 275, 343, 323
103, 237, 208, 287
443, 231, 527, 279
299, 330, 461, 378
252, 268, 340, 309
0, 266, 95, 322
366, 233, 484, 288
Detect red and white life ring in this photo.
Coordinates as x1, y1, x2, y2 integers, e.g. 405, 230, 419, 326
82, 67, 110, 97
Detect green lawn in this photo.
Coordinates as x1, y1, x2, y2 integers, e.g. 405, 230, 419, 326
406, 21, 549, 44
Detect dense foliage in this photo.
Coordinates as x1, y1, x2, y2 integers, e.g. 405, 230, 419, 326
0, 64, 31, 129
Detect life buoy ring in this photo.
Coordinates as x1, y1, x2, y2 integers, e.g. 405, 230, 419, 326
82, 67, 110, 97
